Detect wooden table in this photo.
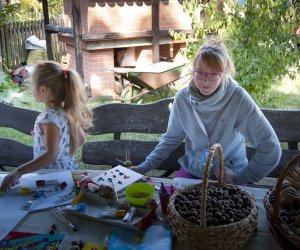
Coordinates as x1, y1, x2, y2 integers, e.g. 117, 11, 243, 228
5, 170, 283, 249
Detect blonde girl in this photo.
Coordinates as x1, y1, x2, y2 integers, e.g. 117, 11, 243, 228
1, 61, 93, 192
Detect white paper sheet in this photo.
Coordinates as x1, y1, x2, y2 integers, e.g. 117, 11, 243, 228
0, 170, 74, 241
92, 165, 144, 193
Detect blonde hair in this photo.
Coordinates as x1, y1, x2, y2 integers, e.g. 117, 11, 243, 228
31, 61, 93, 155
193, 37, 235, 79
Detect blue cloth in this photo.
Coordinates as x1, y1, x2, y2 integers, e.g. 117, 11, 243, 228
108, 224, 172, 250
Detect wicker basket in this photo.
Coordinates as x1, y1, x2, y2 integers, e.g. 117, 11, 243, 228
167, 143, 258, 250
263, 153, 300, 250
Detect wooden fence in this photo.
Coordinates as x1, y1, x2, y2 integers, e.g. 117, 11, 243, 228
0, 17, 66, 71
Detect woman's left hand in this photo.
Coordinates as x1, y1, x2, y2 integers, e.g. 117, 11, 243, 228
215, 166, 235, 184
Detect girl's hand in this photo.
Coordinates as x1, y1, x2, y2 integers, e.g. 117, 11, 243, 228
130, 165, 143, 174
1, 170, 22, 192
215, 166, 235, 184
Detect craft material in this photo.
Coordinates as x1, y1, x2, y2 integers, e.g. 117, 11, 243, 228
58, 190, 76, 201
159, 183, 176, 214
20, 181, 68, 195
92, 165, 143, 193
0, 230, 65, 249
51, 207, 78, 232
49, 224, 57, 234
21, 181, 68, 210
98, 210, 127, 219
123, 207, 136, 223
66, 191, 155, 230
36, 179, 60, 187
58, 203, 86, 212
22, 190, 47, 210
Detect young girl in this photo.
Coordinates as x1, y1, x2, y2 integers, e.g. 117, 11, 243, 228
1, 61, 93, 192
131, 37, 281, 185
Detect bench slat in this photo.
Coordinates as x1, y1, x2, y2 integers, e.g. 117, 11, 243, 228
0, 102, 38, 135
246, 146, 300, 178
88, 98, 173, 135
0, 138, 33, 167
261, 108, 300, 143
82, 140, 184, 171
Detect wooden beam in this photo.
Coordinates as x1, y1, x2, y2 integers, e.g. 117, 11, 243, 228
72, 0, 84, 79
81, 30, 194, 41
41, 0, 54, 60
152, 0, 160, 63
83, 31, 154, 40
59, 30, 193, 50
45, 24, 73, 34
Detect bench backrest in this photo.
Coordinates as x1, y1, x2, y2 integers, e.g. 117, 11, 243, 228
82, 99, 300, 178
82, 98, 184, 177
0, 102, 38, 169
248, 108, 300, 177
1, 100, 300, 178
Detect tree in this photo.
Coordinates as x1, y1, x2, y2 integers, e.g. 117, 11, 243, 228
170, 0, 300, 95
0, 0, 63, 25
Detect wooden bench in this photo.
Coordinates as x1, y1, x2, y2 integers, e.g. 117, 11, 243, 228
82, 98, 300, 178
1, 99, 300, 180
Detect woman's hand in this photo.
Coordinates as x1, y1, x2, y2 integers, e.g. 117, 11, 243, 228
130, 165, 144, 174
1, 170, 22, 192
215, 166, 235, 184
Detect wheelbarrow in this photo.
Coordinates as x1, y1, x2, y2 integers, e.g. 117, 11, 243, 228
112, 61, 185, 102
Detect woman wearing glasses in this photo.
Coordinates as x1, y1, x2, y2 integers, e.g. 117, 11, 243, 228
131, 37, 281, 185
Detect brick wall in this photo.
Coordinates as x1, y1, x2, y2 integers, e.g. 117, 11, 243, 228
61, 0, 191, 96
63, 0, 192, 33
66, 45, 115, 96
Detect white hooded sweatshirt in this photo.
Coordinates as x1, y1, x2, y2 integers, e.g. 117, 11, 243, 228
139, 77, 281, 184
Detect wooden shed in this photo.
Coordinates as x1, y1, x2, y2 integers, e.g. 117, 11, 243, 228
42, 0, 193, 96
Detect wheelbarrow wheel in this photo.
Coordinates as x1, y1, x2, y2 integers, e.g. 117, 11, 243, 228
121, 86, 144, 103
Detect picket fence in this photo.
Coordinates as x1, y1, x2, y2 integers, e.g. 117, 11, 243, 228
0, 18, 66, 71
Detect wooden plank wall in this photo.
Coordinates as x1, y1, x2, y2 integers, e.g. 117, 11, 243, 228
0, 17, 66, 71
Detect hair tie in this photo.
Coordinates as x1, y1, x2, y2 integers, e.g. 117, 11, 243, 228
63, 69, 68, 79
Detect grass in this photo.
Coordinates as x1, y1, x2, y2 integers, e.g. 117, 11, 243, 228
1, 73, 300, 172
269, 74, 300, 109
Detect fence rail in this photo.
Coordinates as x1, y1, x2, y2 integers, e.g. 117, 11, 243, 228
0, 17, 66, 71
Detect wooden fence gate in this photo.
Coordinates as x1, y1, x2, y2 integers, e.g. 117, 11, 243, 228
0, 17, 65, 71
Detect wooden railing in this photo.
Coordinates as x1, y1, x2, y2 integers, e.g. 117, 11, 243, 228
0, 17, 66, 71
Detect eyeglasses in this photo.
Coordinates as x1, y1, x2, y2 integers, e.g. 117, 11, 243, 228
193, 70, 222, 81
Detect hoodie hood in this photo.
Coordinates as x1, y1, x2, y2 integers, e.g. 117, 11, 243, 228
188, 76, 238, 112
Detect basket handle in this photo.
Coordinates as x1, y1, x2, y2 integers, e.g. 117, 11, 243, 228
200, 143, 224, 228
272, 152, 300, 220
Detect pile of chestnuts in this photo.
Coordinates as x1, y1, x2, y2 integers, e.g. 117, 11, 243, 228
174, 185, 253, 227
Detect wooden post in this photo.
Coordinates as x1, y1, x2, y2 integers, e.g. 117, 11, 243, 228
72, 0, 84, 79
152, 0, 160, 63
41, 0, 54, 60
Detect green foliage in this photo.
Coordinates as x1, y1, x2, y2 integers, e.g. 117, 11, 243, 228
0, 0, 63, 25
0, 72, 17, 92
0, 4, 19, 24
170, 0, 300, 95
47, 0, 64, 18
